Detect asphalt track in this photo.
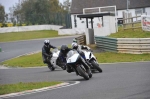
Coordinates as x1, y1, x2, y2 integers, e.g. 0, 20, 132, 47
0, 36, 78, 62
0, 62, 150, 99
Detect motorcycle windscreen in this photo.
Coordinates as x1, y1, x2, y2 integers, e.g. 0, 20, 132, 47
67, 50, 79, 63
83, 50, 90, 60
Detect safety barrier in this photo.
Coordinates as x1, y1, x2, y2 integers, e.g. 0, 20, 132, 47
0, 25, 62, 33
58, 28, 85, 35
95, 36, 150, 54
75, 35, 86, 45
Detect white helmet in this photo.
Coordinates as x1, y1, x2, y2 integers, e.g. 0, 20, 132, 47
44, 40, 50, 47
73, 38, 77, 43
72, 42, 78, 50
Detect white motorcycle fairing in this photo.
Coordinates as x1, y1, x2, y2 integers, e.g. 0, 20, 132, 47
67, 53, 79, 63
82, 50, 96, 61
50, 49, 60, 68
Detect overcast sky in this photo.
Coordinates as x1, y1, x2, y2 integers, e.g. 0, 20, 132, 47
0, 0, 64, 13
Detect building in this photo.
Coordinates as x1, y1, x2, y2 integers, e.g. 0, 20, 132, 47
70, 0, 150, 29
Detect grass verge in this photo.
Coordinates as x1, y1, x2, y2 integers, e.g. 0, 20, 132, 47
0, 30, 59, 42
1, 50, 150, 67
94, 52, 150, 63
1, 52, 45, 67
0, 81, 62, 95
108, 27, 150, 38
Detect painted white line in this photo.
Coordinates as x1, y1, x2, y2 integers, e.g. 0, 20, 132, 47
0, 50, 41, 64
0, 81, 80, 99
1, 61, 150, 70
0, 66, 9, 69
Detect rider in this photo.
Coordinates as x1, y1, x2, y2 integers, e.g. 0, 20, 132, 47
72, 38, 90, 51
71, 42, 87, 61
71, 42, 92, 68
57, 45, 72, 73
58, 44, 90, 74
42, 39, 56, 70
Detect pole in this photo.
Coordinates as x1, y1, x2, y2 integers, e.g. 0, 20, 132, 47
127, 0, 128, 19
127, 0, 128, 12
127, 0, 130, 22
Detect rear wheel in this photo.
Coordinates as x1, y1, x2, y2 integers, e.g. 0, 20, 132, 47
48, 64, 55, 71
77, 66, 89, 80
91, 60, 102, 73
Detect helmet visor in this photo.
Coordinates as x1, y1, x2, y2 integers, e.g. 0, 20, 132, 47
73, 39, 77, 43
45, 43, 49, 46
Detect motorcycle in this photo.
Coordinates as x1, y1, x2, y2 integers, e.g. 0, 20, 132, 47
48, 48, 66, 71
66, 49, 92, 80
82, 49, 102, 73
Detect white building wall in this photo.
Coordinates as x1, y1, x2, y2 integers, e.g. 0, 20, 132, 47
71, 14, 102, 29
71, 15, 86, 29
117, 9, 135, 18
117, 7, 150, 21
117, 10, 124, 18
146, 7, 150, 15
71, 7, 150, 29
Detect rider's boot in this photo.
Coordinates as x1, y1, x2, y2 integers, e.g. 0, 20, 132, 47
66, 65, 73, 73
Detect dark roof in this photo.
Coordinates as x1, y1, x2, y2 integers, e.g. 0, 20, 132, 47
71, 0, 150, 14
77, 12, 115, 18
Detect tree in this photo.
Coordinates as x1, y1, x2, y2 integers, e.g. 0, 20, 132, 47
62, 0, 71, 13
0, 4, 5, 23
9, 7, 17, 25
9, 0, 67, 25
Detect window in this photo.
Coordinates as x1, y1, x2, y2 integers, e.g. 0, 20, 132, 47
74, 15, 77, 27
135, 8, 143, 15
143, 8, 145, 13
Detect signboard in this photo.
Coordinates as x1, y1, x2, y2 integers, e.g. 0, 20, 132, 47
141, 15, 150, 31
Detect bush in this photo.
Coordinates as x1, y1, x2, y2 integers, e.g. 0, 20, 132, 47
7, 23, 13, 27
0, 23, 2, 27
1, 23, 8, 27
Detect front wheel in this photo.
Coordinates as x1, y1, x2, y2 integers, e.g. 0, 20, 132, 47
76, 66, 89, 80
91, 60, 102, 73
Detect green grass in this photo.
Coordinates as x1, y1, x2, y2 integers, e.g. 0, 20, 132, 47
1, 46, 71, 67
94, 52, 150, 63
108, 27, 150, 38
1, 52, 45, 67
2, 50, 150, 67
0, 30, 59, 42
0, 81, 62, 95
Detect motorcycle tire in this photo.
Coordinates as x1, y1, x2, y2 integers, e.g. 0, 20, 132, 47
91, 60, 102, 73
76, 66, 89, 80
48, 65, 55, 71
61, 65, 66, 70
87, 69, 92, 78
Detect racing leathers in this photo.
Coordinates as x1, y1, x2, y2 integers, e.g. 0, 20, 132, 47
42, 44, 56, 66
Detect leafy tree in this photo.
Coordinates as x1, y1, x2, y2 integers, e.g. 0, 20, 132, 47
0, 4, 5, 23
9, 0, 69, 26
62, 0, 71, 13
